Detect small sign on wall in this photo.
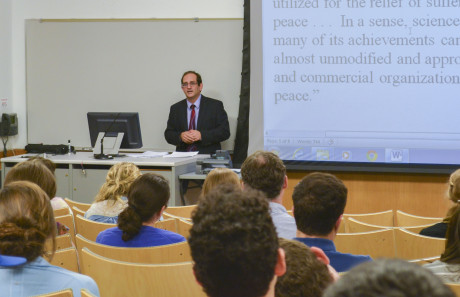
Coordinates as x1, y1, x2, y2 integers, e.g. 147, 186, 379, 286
1, 98, 8, 108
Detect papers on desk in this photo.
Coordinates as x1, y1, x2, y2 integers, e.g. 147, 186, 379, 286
125, 151, 169, 158
163, 152, 199, 158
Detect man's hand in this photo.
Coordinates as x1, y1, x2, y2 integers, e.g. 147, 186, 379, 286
181, 130, 201, 143
188, 130, 201, 142
180, 131, 195, 144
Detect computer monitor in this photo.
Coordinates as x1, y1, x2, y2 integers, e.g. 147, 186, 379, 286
87, 112, 143, 158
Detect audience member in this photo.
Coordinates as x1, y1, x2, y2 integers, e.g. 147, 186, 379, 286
27, 156, 68, 209
323, 259, 455, 297
293, 172, 371, 272
96, 173, 185, 247
424, 204, 460, 283
85, 162, 141, 223
276, 238, 336, 297
241, 151, 296, 239
0, 181, 99, 297
4, 160, 57, 207
201, 167, 240, 197
4, 161, 69, 234
189, 185, 286, 297
421, 168, 460, 238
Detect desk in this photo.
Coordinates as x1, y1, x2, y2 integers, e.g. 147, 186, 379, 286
1, 152, 197, 206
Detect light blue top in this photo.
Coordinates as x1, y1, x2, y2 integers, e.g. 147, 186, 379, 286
269, 202, 297, 239
0, 256, 100, 297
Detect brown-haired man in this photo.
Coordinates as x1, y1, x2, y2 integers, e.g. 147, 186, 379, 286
241, 150, 296, 239
293, 172, 371, 272
164, 70, 230, 154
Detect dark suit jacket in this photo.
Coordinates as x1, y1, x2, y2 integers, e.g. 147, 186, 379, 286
164, 96, 230, 154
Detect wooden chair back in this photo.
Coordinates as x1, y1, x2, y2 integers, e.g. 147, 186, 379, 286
64, 198, 91, 211
72, 206, 86, 217
335, 228, 396, 259
54, 207, 71, 217
74, 214, 116, 241
343, 210, 394, 227
409, 255, 440, 265
447, 283, 460, 297
153, 218, 178, 233
80, 247, 206, 297
395, 210, 442, 227
176, 218, 193, 238
394, 228, 445, 260
163, 205, 197, 219
403, 224, 436, 234
46, 233, 74, 252
75, 234, 191, 264
81, 289, 97, 297
49, 247, 79, 273
34, 289, 74, 297
346, 218, 389, 233
55, 214, 76, 239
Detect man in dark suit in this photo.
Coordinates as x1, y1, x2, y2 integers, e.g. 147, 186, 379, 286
164, 71, 230, 155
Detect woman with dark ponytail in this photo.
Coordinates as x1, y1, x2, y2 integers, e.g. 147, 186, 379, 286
96, 173, 186, 247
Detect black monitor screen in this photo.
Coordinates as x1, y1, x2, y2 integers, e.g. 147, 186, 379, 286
87, 112, 143, 149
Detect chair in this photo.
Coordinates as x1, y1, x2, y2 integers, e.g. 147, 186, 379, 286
74, 214, 116, 241
46, 233, 74, 252
395, 210, 442, 227
75, 234, 191, 264
163, 205, 197, 219
49, 247, 79, 273
34, 289, 74, 297
335, 228, 396, 259
54, 207, 71, 217
72, 206, 86, 217
64, 198, 91, 212
154, 218, 178, 233
80, 247, 206, 297
409, 255, 440, 265
447, 283, 460, 297
81, 289, 97, 297
176, 218, 193, 238
394, 228, 445, 260
343, 210, 394, 227
55, 214, 76, 239
403, 224, 436, 234
346, 218, 389, 233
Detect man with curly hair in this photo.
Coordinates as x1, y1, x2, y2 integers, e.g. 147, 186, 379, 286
241, 150, 296, 239
188, 185, 286, 297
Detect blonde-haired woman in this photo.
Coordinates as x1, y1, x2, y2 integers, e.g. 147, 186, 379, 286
201, 168, 241, 197
420, 168, 460, 238
85, 162, 141, 223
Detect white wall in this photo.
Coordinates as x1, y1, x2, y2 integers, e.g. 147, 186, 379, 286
6, 0, 244, 149
0, 0, 12, 114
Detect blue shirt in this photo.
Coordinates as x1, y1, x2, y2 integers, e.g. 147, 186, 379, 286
269, 202, 297, 239
0, 257, 99, 297
294, 237, 372, 272
96, 225, 186, 247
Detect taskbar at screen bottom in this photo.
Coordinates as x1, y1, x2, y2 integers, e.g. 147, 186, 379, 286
264, 145, 460, 168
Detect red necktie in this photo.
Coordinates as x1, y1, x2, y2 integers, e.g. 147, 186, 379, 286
187, 105, 197, 152
189, 104, 196, 130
